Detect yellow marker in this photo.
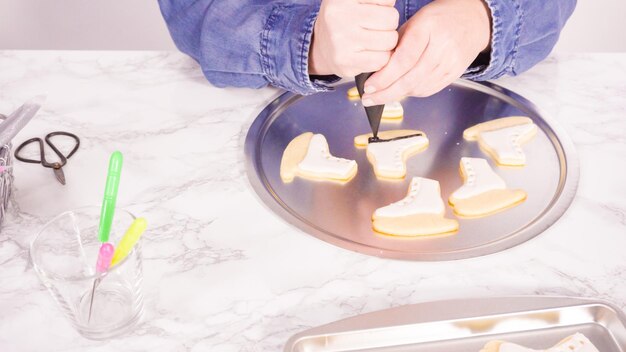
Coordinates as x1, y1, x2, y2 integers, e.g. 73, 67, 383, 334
111, 218, 147, 266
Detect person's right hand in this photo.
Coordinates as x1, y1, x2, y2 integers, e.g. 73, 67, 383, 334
308, 0, 399, 77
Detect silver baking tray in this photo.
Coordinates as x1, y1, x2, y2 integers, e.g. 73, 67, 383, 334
284, 296, 626, 352
244, 80, 579, 260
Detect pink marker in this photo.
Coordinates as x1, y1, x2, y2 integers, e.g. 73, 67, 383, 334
88, 242, 115, 322
95, 243, 115, 273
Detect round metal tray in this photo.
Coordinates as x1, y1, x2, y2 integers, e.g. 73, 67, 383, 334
244, 80, 579, 261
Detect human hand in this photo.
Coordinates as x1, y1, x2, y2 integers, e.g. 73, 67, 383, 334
361, 0, 491, 106
308, 0, 400, 77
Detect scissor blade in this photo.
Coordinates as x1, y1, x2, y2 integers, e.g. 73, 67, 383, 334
355, 73, 384, 140
53, 167, 66, 185
87, 278, 99, 323
0, 96, 45, 146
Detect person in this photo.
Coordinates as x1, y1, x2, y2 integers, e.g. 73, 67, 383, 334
157, 0, 575, 106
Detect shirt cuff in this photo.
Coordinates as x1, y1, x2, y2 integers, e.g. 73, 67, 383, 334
462, 0, 521, 81
261, 3, 335, 95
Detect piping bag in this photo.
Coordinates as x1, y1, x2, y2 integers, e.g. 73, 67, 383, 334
354, 73, 384, 142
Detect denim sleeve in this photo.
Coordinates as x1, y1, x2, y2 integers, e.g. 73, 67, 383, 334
463, 0, 577, 80
158, 0, 334, 95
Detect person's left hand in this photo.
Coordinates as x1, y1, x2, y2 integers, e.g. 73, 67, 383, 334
361, 0, 491, 106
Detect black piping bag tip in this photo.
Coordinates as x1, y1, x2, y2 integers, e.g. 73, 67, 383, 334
355, 73, 384, 139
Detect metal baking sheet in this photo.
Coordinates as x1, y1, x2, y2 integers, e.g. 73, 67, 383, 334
244, 80, 579, 260
284, 296, 626, 352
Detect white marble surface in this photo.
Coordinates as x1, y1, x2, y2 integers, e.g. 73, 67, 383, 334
0, 51, 624, 351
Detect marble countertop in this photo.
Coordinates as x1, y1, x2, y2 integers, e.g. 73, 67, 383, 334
0, 51, 624, 351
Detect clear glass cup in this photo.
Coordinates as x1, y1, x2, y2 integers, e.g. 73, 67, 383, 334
30, 206, 144, 340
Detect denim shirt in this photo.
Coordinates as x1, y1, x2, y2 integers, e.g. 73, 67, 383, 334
158, 0, 576, 95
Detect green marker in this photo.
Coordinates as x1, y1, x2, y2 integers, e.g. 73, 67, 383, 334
98, 151, 123, 243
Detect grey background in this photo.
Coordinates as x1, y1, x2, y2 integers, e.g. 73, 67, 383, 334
0, 0, 624, 52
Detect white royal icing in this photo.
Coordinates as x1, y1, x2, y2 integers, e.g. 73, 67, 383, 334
451, 157, 506, 200
367, 135, 428, 175
374, 177, 445, 218
382, 101, 403, 117
297, 134, 356, 178
479, 123, 537, 164
499, 333, 598, 352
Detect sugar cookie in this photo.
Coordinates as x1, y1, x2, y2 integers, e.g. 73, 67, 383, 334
354, 130, 428, 179
463, 116, 538, 166
373, 177, 459, 236
381, 101, 403, 121
347, 86, 360, 100
449, 157, 527, 218
280, 132, 357, 183
480, 333, 599, 352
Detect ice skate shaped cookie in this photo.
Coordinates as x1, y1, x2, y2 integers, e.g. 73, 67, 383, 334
480, 333, 599, 352
354, 130, 429, 179
381, 101, 403, 121
449, 157, 527, 218
464, 116, 538, 166
373, 177, 459, 237
280, 132, 357, 183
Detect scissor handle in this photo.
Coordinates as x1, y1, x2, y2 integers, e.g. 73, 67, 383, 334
14, 137, 45, 164
14, 132, 80, 169
45, 131, 80, 161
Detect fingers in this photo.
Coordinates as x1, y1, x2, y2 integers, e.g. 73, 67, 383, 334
358, 5, 399, 31
362, 44, 445, 104
338, 51, 392, 77
354, 0, 492, 101
363, 29, 430, 93
358, 0, 396, 6
409, 62, 464, 97
411, 56, 466, 96
357, 30, 398, 51
309, 0, 399, 77
356, 51, 392, 74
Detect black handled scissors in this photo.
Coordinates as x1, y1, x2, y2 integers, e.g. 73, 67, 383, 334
14, 131, 80, 185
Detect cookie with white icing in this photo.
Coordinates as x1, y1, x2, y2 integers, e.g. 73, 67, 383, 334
449, 157, 527, 218
480, 333, 599, 352
373, 177, 459, 236
354, 130, 429, 179
381, 101, 404, 121
464, 116, 538, 166
280, 132, 357, 183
